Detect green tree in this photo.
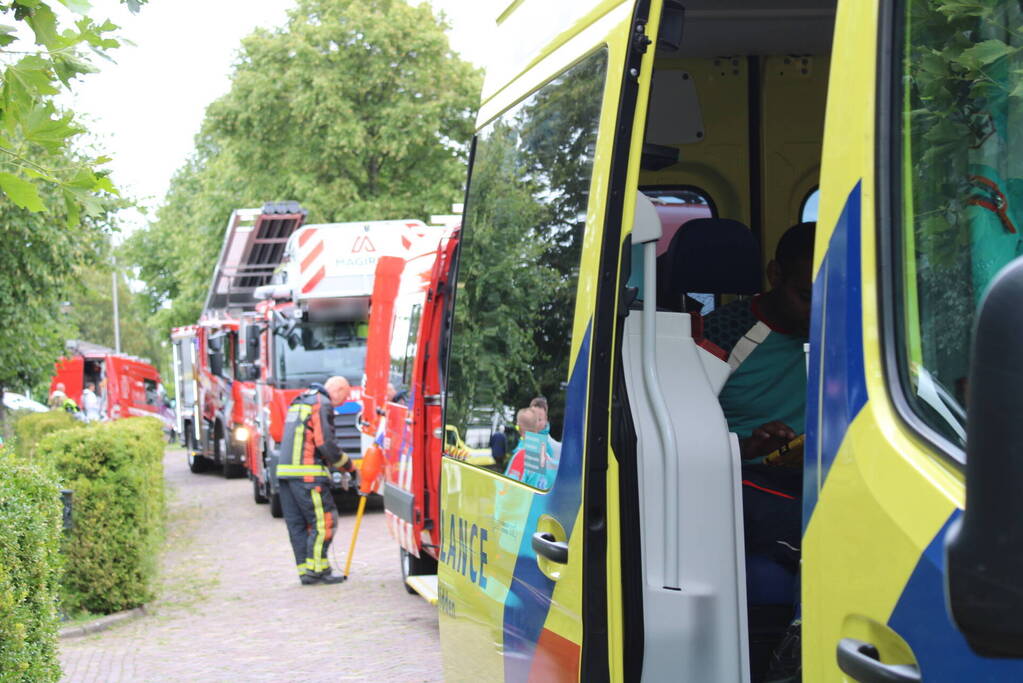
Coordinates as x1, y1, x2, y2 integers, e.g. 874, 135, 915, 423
446, 51, 608, 436
0, 179, 121, 407
0, 0, 144, 414
0, 0, 145, 220
126, 0, 481, 333
519, 54, 607, 426
62, 263, 169, 378
122, 140, 236, 332
445, 120, 551, 431
904, 0, 1023, 399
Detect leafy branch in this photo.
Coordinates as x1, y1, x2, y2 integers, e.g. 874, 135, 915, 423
0, 0, 146, 223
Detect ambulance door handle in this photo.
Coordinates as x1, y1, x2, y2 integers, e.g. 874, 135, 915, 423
836, 638, 920, 683
531, 532, 568, 564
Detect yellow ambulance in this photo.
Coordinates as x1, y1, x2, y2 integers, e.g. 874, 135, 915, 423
437, 0, 1023, 680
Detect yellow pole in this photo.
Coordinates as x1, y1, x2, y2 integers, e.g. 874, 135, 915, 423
343, 494, 368, 579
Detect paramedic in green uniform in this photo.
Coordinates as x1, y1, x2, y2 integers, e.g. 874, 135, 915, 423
703, 221, 815, 683
703, 221, 815, 462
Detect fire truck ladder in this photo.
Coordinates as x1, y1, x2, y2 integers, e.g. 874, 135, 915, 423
204, 201, 308, 315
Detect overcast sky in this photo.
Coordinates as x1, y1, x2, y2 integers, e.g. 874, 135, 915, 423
66, 0, 495, 235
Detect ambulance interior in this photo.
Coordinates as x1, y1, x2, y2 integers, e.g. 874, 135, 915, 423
621, 2, 834, 680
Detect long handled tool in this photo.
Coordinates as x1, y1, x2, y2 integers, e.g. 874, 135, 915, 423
343, 495, 367, 579
342, 444, 384, 580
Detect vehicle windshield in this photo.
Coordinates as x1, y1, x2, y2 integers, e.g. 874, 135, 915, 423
274, 320, 367, 389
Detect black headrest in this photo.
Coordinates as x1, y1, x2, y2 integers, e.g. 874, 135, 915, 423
662, 218, 761, 295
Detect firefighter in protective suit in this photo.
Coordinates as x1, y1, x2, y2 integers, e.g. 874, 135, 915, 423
277, 376, 354, 585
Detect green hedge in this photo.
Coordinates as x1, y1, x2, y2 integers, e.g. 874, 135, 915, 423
13, 411, 79, 459
0, 449, 63, 683
37, 417, 165, 614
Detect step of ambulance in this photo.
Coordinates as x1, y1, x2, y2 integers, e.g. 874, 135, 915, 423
404, 574, 438, 605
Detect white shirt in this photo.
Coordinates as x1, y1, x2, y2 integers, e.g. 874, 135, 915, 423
82, 389, 101, 421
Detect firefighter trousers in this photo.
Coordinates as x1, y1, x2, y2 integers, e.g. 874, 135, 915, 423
279, 479, 338, 575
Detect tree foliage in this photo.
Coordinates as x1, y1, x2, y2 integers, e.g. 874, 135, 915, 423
62, 264, 168, 379
0, 182, 121, 399
0, 0, 144, 221
904, 0, 1023, 398
446, 50, 607, 437
126, 0, 481, 332
445, 120, 552, 432
0, 0, 142, 406
906, 0, 1023, 252
0, 448, 63, 683
36, 417, 165, 615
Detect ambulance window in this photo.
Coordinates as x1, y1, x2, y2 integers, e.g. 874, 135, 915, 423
445, 48, 608, 488
800, 188, 819, 223
390, 297, 420, 390
631, 185, 716, 312
893, 0, 1023, 450
403, 304, 421, 386
642, 186, 715, 214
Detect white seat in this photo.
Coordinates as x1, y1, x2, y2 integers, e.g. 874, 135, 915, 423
622, 309, 750, 682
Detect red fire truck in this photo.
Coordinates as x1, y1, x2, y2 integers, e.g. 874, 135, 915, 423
243, 218, 443, 517
170, 317, 248, 476
171, 203, 308, 479
51, 340, 166, 423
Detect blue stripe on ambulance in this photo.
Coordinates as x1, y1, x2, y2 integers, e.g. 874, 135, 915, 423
887, 510, 1023, 679
803, 181, 868, 530
502, 326, 590, 681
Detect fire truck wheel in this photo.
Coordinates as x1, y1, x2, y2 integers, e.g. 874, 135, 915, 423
187, 451, 209, 474
401, 548, 438, 593
253, 477, 269, 504
214, 426, 244, 479
270, 491, 283, 518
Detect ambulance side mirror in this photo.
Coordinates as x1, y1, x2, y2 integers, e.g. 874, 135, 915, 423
946, 256, 1023, 658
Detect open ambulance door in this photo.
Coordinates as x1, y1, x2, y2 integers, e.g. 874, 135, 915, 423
413, 231, 457, 559
434, 1, 734, 680
803, 1, 1023, 680
362, 255, 404, 436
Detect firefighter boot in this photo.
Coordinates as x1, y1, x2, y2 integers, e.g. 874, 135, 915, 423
319, 570, 347, 585
300, 568, 347, 585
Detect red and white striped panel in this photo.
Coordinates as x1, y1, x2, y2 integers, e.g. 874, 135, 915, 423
385, 510, 416, 556
296, 228, 326, 295
400, 221, 429, 252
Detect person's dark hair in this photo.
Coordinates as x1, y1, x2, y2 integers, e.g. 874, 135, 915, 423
529, 397, 548, 412
775, 222, 816, 273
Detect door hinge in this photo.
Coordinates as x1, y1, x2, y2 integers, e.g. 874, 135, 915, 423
632, 21, 652, 57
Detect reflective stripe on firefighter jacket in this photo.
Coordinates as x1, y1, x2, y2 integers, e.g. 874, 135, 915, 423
277, 387, 348, 483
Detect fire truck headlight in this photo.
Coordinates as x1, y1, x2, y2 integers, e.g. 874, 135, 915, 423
234, 426, 250, 442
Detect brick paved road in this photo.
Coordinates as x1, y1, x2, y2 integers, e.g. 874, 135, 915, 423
60, 449, 442, 682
